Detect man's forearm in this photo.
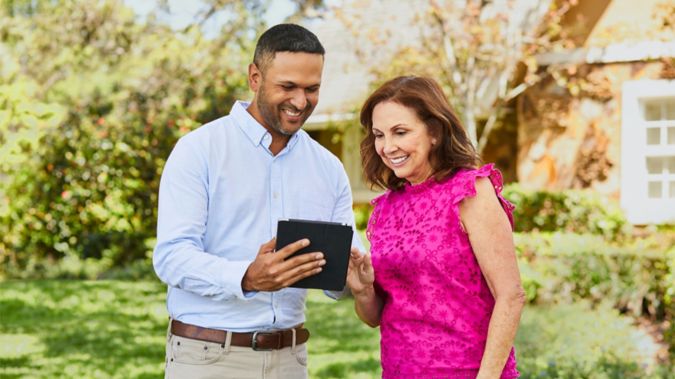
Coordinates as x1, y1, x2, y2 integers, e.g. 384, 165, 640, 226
154, 241, 252, 301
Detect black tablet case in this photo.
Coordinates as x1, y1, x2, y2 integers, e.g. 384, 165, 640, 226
275, 219, 353, 291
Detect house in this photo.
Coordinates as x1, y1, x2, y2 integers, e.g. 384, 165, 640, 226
515, 0, 675, 224
304, 0, 675, 224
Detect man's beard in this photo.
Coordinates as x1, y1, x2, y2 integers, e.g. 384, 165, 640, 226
257, 85, 311, 136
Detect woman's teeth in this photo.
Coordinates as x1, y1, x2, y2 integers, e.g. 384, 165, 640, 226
390, 156, 409, 165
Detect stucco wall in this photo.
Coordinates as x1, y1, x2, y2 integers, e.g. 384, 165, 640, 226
515, 60, 670, 197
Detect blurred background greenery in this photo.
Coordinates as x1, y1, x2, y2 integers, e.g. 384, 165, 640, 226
0, 0, 674, 378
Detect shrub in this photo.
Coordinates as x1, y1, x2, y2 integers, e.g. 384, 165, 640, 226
515, 232, 671, 321
0, 1, 255, 278
516, 302, 665, 378
503, 184, 628, 240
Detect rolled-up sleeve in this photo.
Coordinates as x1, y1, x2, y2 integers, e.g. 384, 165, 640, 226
153, 136, 251, 301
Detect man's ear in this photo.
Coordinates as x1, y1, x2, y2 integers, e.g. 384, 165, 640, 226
248, 63, 262, 92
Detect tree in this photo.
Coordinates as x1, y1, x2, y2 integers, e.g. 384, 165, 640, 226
0, 0, 304, 277
335, 0, 578, 153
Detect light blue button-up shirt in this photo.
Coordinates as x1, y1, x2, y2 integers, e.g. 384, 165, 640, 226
153, 101, 363, 332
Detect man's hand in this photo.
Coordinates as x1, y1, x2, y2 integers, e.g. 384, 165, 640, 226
242, 238, 326, 292
346, 247, 374, 297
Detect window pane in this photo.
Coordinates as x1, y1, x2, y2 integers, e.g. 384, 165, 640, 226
645, 102, 662, 121
647, 128, 660, 145
647, 157, 664, 174
667, 99, 675, 120
668, 156, 675, 173
670, 181, 675, 199
648, 181, 663, 198
668, 127, 675, 145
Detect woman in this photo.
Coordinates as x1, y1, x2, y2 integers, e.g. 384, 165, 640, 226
347, 76, 525, 378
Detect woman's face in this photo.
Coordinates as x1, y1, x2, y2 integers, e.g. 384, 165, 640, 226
371, 101, 435, 185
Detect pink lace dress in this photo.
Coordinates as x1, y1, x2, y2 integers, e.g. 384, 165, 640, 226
367, 164, 519, 379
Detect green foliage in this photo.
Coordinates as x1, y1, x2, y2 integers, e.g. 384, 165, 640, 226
516, 232, 672, 321
503, 184, 628, 239
0, 0, 264, 278
353, 203, 373, 231
663, 245, 675, 359
516, 302, 668, 378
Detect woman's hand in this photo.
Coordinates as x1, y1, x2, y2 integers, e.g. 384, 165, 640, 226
347, 247, 382, 327
346, 247, 374, 297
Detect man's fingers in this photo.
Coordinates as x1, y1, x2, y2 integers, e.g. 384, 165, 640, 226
279, 250, 324, 274
276, 238, 310, 259
278, 259, 325, 286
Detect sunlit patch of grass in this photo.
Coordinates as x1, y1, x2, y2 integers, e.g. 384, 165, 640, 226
0, 280, 168, 379
0, 333, 44, 357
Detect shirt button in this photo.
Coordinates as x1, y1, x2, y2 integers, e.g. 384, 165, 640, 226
273, 193, 279, 199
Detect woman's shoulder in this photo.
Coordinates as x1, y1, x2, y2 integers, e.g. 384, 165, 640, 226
447, 163, 515, 225
444, 163, 503, 189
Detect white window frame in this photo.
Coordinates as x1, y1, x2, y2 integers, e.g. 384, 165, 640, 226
621, 80, 675, 224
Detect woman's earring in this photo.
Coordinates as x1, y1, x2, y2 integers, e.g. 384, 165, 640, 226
431, 139, 437, 146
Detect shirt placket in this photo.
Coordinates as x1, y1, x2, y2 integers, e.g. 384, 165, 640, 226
269, 149, 283, 326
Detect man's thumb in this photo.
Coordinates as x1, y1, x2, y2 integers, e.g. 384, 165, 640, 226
258, 237, 276, 255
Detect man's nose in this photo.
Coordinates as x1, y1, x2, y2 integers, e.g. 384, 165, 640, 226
289, 89, 308, 110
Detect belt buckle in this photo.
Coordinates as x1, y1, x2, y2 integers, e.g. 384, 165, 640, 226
251, 331, 280, 351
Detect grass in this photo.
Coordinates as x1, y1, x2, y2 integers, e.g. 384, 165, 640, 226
0, 280, 167, 378
0, 279, 380, 379
304, 290, 380, 378
0, 280, 669, 378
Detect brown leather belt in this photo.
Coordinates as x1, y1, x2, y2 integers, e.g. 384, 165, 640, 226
170, 319, 310, 350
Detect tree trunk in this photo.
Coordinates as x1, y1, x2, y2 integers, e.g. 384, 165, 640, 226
463, 108, 478, 147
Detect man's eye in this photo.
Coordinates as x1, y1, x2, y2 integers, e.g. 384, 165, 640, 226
306, 87, 319, 93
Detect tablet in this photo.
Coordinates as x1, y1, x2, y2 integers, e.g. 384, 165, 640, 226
275, 219, 353, 291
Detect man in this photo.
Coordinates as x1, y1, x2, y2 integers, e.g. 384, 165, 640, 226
153, 24, 363, 378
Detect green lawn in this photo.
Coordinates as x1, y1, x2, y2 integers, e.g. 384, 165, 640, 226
0, 280, 167, 378
0, 280, 668, 378
0, 280, 380, 379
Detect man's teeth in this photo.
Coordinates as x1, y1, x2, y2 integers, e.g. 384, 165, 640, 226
284, 109, 301, 116
390, 156, 408, 164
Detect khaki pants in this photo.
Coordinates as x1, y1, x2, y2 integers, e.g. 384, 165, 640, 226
164, 332, 308, 379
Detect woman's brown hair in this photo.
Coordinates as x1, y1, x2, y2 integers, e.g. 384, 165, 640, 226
360, 76, 481, 190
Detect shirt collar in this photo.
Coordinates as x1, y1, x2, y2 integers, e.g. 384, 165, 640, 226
231, 101, 302, 152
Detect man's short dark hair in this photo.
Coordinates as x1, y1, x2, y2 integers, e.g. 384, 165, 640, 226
253, 23, 325, 73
